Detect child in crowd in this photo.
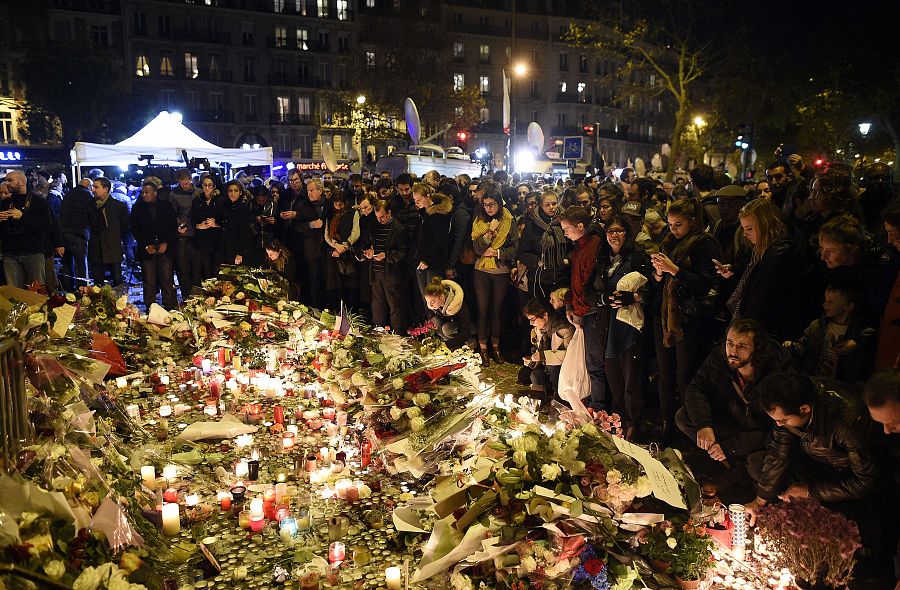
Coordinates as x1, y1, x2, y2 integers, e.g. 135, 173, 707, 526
784, 284, 875, 383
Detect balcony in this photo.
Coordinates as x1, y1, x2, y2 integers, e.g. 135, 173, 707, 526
555, 93, 593, 104
267, 37, 329, 52
267, 73, 323, 87
596, 128, 653, 144
454, 22, 509, 36
173, 28, 232, 44
270, 114, 314, 126
135, 68, 233, 82
183, 109, 234, 123
51, 0, 120, 14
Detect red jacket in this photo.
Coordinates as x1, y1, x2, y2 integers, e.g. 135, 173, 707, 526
567, 230, 602, 317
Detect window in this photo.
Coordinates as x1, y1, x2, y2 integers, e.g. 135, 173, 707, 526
277, 96, 290, 121
557, 112, 567, 127
479, 107, 489, 123
274, 0, 284, 11
318, 62, 331, 85
531, 111, 539, 123
338, 35, 349, 53
531, 20, 539, 34
132, 11, 146, 35
242, 57, 255, 82
337, 0, 349, 20
559, 53, 568, 71
241, 22, 253, 45
210, 92, 224, 111
577, 81, 586, 100
530, 79, 539, 98
559, 81, 567, 93
160, 89, 175, 108
158, 15, 171, 37
278, 133, 289, 153
298, 62, 310, 81
454, 13, 462, 26
318, 31, 329, 50
135, 54, 150, 77
184, 52, 198, 78
274, 26, 287, 47
649, 73, 656, 86
579, 55, 587, 73
299, 134, 311, 157
338, 63, 347, 87
648, 125, 653, 139
297, 28, 308, 50
296, 0, 307, 15
366, 0, 375, 6
209, 55, 220, 79
365, 51, 375, 67
479, 15, 489, 27
452, 42, 464, 60
186, 90, 200, 109
0, 111, 13, 143
479, 44, 490, 63
453, 73, 464, 91
298, 97, 311, 117
479, 75, 490, 94
244, 94, 258, 120
505, 46, 511, 62
91, 25, 109, 46
317, 0, 328, 17
160, 56, 174, 77
273, 59, 286, 82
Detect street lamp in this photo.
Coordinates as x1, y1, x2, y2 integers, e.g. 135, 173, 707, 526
693, 115, 707, 128
507, 63, 528, 173
858, 122, 872, 136
356, 95, 366, 106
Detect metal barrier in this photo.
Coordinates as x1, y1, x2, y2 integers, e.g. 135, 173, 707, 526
0, 338, 29, 471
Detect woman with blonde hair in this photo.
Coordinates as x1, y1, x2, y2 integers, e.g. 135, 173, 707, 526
717, 197, 796, 338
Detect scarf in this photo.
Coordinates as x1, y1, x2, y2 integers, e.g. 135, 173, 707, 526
726, 251, 761, 318
531, 209, 567, 275
660, 231, 706, 347
95, 197, 110, 229
472, 208, 512, 271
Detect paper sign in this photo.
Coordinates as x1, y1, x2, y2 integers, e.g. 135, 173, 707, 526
50, 303, 76, 338
146, 303, 171, 326
612, 436, 686, 509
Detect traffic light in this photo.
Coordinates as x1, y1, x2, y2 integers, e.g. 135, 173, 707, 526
583, 124, 595, 137
814, 158, 824, 167
456, 131, 468, 150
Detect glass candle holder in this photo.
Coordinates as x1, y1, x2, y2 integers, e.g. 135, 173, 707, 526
238, 509, 251, 529
230, 485, 246, 504
327, 516, 343, 541
249, 516, 265, 532
328, 541, 346, 563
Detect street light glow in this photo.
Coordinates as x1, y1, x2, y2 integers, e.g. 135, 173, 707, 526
693, 116, 707, 128
513, 63, 527, 77
858, 122, 871, 136
356, 95, 366, 105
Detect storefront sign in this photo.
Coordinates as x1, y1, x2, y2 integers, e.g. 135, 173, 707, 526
0, 151, 22, 161
293, 160, 349, 172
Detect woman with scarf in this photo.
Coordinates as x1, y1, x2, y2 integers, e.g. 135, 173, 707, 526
472, 191, 518, 366
190, 177, 223, 280
516, 191, 570, 301
649, 198, 721, 440
324, 191, 360, 310
250, 184, 280, 267
219, 180, 252, 267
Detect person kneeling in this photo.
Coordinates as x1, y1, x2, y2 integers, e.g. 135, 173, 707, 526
520, 298, 575, 403
423, 277, 474, 350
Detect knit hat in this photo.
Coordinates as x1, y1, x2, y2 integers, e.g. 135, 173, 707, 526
716, 185, 747, 199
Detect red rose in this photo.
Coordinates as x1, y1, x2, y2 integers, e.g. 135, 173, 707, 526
583, 559, 604, 576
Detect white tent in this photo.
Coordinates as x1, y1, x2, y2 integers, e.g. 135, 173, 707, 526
72, 111, 273, 173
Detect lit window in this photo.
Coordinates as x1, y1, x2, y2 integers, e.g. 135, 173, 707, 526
480, 107, 489, 123
298, 97, 311, 116
318, 0, 328, 17
479, 75, 490, 94
559, 82, 567, 93
337, 0, 348, 20
273, 0, 284, 12
366, 0, 374, 6
135, 54, 150, 77
160, 56, 174, 77
479, 44, 490, 62
297, 28, 308, 50
453, 73, 464, 91
365, 51, 375, 67
453, 42, 464, 59
277, 96, 290, 120
184, 52, 198, 78
210, 56, 220, 79
274, 26, 287, 47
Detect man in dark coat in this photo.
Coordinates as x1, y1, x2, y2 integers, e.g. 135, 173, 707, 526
0, 170, 51, 288
58, 177, 96, 290
88, 177, 129, 286
170, 169, 198, 300
358, 201, 408, 332
292, 177, 328, 308
130, 181, 178, 310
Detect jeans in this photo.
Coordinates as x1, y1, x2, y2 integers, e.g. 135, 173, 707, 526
90, 262, 124, 286
141, 253, 178, 310
2, 253, 45, 288
473, 270, 507, 344
579, 313, 608, 411
653, 317, 712, 422
370, 271, 407, 333
61, 235, 89, 290
174, 237, 197, 301
606, 344, 644, 427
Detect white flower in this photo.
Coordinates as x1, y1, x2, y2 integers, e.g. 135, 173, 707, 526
44, 560, 66, 580
450, 573, 474, 590
634, 476, 652, 497
413, 393, 430, 407
513, 450, 528, 466
65, 293, 76, 302
115, 296, 127, 310
541, 463, 562, 481
519, 555, 537, 574
405, 407, 422, 419
606, 469, 623, 485
108, 576, 131, 590
409, 417, 426, 432
391, 378, 404, 390
666, 537, 677, 549
389, 406, 405, 421
73, 566, 102, 590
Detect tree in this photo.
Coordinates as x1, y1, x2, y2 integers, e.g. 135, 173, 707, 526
566, 0, 725, 180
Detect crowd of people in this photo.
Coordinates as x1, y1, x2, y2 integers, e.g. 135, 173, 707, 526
2, 156, 900, 585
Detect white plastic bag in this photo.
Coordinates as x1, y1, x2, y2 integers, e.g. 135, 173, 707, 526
557, 326, 590, 414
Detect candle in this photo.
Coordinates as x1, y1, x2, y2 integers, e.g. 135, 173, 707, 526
320, 447, 330, 462
201, 358, 212, 373
184, 493, 199, 507
140, 466, 155, 487
235, 459, 249, 480
233, 354, 242, 369
115, 376, 128, 388
249, 516, 265, 532
161, 503, 180, 536
230, 485, 246, 503
203, 405, 217, 416
322, 407, 336, 421
275, 483, 288, 503
335, 479, 351, 499
126, 404, 140, 419
159, 374, 170, 385
336, 410, 347, 426
159, 404, 173, 417
262, 485, 276, 503
328, 541, 346, 563
305, 455, 318, 472
249, 497, 264, 518
385, 567, 402, 590
209, 379, 220, 398
346, 483, 359, 503
300, 573, 320, 590
280, 517, 298, 537
238, 509, 251, 529
247, 459, 260, 481
297, 509, 310, 531
275, 504, 291, 522
163, 487, 178, 503
282, 432, 295, 451
274, 467, 290, 483
274, 405, 285, 424
326, 422, 339, 437
218, 492, 233, 511
162, 465, 177, 481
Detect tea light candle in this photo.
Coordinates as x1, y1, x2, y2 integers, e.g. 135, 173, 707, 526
335, 479, 351, 499
275, 483, 288, 503
184, 493, 199, 507
115, 376, 128, 389
218, 492, 233, 511
235, 459, 250, 480
328, 541, 346, 563
282, 432, 295, 451
249, 497, 264, 518
322, 407, 336, 421
126, 404, 140, 419
201, 358, 212, 373
159, 405, 173, 417
203, 405, 218, 416
140, 465, 155, 487
280, 517, 298, 537
161, 503, 180, 536
162, 464, 177, 481
274, 467, 290, 483
262, 485, 276, 503
249, 516, 265, 532
385, 566, 402, 590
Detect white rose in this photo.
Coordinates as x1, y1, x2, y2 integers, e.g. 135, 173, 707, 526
391, 378, 404, 390
73, 566, 102, 590
409, 417, 425, 432
357, 484, 372, 499
108, 576, 131, 590
65, 293, 77, 302
606, 469, 623, 485
541, 463, 562, 481
44, 560, 66, 580
389, 407, 405, 421
405, 407, 422, 419
634, 476, 652, 497
413, 393, 430, 407
666, 537, 677, 549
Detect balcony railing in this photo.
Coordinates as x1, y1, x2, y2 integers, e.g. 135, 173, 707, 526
173, 28, 232, 44
267, 37, 329, 52
183, 109, 234, 123
555, 93, 593, 104
267, 73, 323, 87
269, 113, 314, 125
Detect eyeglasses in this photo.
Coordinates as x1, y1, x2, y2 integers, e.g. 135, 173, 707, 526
606, 228, 626, 235
598, 204, 613, 210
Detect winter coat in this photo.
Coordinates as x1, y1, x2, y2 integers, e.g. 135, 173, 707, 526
190, 194, 224, 252
129, 198, 178, 261
324, 209, 360, 287
88, 197, 129, 264
169, 186, 198, 237
789, 314, 876, 383
531, 312, 575, 366
684, 341, 792, 433
250, 197, 281, 250
0, 191, 52, 255
429, 279, 473, 349
446, 203, 473, 272
292, 197, 328, 262
755, 378, 881, 503
587, 249, 653, 357
728, 235, 798, 339
219, 197, 252, 264
58, 185, 96, 240
516, 209, 570, 291
875, 259, 900, 370
356, 218, 408, 280
412, 193, 453, 273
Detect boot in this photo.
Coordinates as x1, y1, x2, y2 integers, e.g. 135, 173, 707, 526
660, 419, 674, 443
479, 346, 490, 367
490, 343, 504, 364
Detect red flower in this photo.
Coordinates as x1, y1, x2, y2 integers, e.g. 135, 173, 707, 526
582, 559, 604, 576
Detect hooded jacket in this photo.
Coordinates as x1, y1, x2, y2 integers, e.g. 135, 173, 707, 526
412, 193, 453, 272
429, 279, 473, 348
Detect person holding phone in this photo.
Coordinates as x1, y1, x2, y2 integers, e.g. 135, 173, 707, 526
190, 177, 223, 281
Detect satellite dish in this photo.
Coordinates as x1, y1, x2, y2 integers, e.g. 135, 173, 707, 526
405, 98, 421, 146
635, 157, 646, 177
661, 143, 671, 156
417, 143, 446, 155
749, 149, 758, 165
651, 153, 662, 169
527, 122, 544, 150
322, 142, 338, 173
349, 147, 362, 174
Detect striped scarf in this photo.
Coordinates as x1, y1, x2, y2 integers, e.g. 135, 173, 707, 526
472, 208, 512, 271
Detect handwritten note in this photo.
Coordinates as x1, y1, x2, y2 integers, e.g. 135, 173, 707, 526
613, 436, 686, 510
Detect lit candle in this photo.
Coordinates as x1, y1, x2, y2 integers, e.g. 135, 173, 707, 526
275, 483, 288, 503
233, 354, 242, 369
204, 405, 217, 416
287, 424, 299, 435
385, 567, 402, 590
115, 376, 128, 388
322, 407, 336, 421
159, 405, 173, 417
140, 465, 155, 487
280, 517, 298, 537
162, 465, 177, 481
274, 468, 290, 483
282, 432, 295, 451
328, 541, 346, 563
218, 492, 233, 511
160, 374, 170, 385
249, 497, 264, 518
249, 516, 265, 532
209, 378, 220, 398
201, 358, 212, 373
235, 434, 254, 448
275, 504, 291, 522
161, 503, 180, 536
184, 493, 199, 507
335, 479, 351, 499
235, 459, 249, 480
262, 485, 276, 503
